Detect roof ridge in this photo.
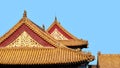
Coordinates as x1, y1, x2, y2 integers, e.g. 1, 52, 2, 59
99, 54, 120, 55
47, 18, 77, 39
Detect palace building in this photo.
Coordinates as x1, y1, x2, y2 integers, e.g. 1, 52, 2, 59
0, 11, 94, 68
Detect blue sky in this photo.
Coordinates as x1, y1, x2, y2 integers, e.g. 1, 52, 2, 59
0, 0, 120, 64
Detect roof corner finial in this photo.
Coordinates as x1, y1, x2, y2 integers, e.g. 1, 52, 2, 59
23, 10, 27, 17
98, 51, 101, 55
42, 24, 45, 30
55, 16, 57, 21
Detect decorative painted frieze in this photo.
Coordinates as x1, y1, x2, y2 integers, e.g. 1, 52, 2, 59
50, 29, 68, 40
7, 31, 44, 48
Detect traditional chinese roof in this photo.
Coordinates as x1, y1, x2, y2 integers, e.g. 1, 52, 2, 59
0, 11, 65, 48
97, 52, 120, 68
47, 17, 88, 48
0, 11, 94, 64
0, 47, 94, 64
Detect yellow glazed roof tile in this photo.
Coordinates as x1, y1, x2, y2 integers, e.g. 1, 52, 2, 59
98, 52, 120, 68
0, 47, 94, 64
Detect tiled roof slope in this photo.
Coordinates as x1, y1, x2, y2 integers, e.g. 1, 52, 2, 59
98, 52, 120, 68
47, 17, 88, 47
58, 39, 88, 46
0, 47, 94, 64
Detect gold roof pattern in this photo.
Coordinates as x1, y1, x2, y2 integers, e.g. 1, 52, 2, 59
98, 52, 120, 68
50, 28, 69, 40
6, 31, 46, 48
0, 48, 94, 64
